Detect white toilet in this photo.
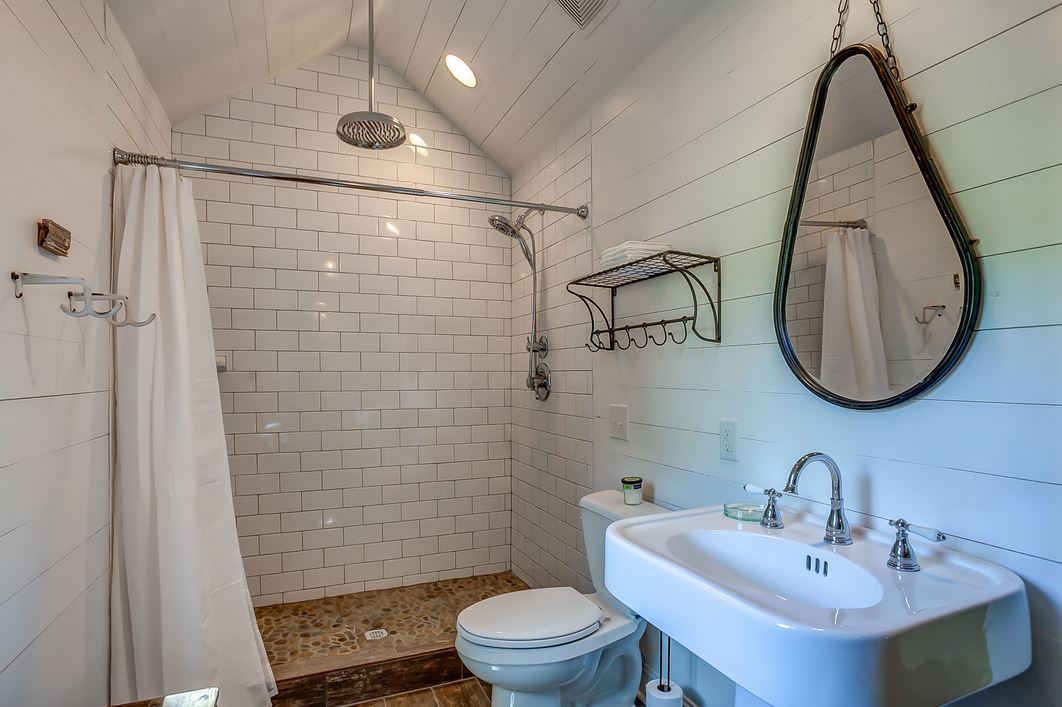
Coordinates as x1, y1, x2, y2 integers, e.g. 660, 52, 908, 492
455, 490, 665, 706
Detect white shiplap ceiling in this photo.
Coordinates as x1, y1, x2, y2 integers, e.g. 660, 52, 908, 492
106, 0, 704, 174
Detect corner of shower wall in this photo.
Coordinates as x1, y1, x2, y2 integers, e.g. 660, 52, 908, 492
508, 112, 595, 592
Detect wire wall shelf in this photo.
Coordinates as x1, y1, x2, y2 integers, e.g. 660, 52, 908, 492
567, 250, 721, 352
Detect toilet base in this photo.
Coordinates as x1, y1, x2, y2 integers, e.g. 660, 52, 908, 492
490, 686, 562, 707
464, 621, 646, 707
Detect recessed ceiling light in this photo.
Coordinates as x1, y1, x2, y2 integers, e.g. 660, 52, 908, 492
444, 54, 477, 88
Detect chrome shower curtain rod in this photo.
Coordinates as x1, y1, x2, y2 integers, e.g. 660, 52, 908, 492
113, 149, 589, 219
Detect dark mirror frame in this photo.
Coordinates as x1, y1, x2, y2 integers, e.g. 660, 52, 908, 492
774, 44, 983, 410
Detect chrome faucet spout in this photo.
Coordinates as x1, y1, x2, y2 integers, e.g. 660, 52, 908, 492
783, 452, 852, 545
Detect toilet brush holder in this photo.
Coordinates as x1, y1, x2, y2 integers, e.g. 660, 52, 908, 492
645, 679, 683, 707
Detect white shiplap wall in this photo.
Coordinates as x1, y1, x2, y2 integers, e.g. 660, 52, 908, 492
172, 48, 515, 604
514, 1, 1061, 705
0, 1, 170, 705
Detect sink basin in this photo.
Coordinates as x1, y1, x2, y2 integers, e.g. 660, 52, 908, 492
667, 530, 884, 610
605, 505, 1031, 707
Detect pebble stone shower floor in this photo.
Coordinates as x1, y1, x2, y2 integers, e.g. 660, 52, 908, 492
255, 572, 528, 705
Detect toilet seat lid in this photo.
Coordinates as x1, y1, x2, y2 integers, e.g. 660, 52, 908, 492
457, 587, 603, 648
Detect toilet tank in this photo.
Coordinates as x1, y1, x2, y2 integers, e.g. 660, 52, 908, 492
579, 490, 666, 612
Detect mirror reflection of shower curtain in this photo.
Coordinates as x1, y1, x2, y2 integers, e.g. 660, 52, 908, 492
110, 164, 276, 706
820, 228, 889, 400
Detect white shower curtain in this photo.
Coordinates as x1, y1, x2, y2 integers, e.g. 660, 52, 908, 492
820, 228, 889, 400
110, 164, 276, 706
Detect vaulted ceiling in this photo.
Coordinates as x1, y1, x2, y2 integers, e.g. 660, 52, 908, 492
105, 0, 704, 174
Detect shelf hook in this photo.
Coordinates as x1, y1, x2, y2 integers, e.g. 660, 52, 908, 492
648, 321, 667, 346
667, 319, 689, 345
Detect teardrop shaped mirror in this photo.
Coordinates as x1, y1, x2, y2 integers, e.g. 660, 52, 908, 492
775, 44, 982, 409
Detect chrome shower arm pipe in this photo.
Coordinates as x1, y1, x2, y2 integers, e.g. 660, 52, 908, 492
367, 0, 375, 110
113, 149, 589, 219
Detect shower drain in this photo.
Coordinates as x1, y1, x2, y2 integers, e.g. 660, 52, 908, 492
364, 628, 389, 640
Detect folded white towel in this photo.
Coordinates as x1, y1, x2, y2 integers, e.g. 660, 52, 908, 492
601, 241, 670, 256
601, 241, 671, 267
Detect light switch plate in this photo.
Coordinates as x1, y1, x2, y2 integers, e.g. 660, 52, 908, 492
609, 404, 629, 440
720, 418, 738, 461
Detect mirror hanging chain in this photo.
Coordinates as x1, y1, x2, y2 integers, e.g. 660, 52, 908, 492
829, 0, 849, 55
830, 0, 902, 81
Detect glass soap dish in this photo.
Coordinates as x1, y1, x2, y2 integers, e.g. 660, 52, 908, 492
724, 502, 765, 522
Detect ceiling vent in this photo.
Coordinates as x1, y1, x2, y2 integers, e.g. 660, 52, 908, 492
553, 0, 614, 34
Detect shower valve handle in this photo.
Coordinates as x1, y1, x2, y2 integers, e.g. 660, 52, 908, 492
526, 337, 548, 355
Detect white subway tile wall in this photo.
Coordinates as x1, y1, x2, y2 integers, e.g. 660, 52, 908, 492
508, 116, 595, 591
0, 2, 170, 704
172, 48, 514, 605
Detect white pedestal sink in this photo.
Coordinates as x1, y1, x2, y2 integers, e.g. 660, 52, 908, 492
605, 505, 1030, 707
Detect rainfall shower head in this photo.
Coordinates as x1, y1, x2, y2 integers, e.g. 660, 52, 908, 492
337, 112, 406, 150
488, 212, 534, 267
337, 0, 406, 150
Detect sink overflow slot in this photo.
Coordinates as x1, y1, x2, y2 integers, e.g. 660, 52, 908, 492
805, 554, 829, 577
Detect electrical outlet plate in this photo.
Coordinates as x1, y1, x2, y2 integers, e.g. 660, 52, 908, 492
609, 404, 629, 440
720, 418, 738, 461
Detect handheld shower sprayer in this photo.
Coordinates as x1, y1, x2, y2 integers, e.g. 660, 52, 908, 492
486, 213, 534, 267
488, 209, 550, 401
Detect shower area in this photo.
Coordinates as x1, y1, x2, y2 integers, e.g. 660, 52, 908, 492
123, 30, 592, 703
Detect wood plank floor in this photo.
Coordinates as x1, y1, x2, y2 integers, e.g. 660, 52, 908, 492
353, 678, 490, 707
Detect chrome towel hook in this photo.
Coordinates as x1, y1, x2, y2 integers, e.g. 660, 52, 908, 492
65, 289, 123, 319
68, 291, 156, 327
11, 272, 155, 327
915, 304, 946, 325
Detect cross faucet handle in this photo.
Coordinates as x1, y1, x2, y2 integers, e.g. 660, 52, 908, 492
743, 484, 785, 530
760, 488, 785, 530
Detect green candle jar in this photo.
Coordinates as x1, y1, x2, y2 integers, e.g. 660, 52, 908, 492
621, 476, 643, 505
